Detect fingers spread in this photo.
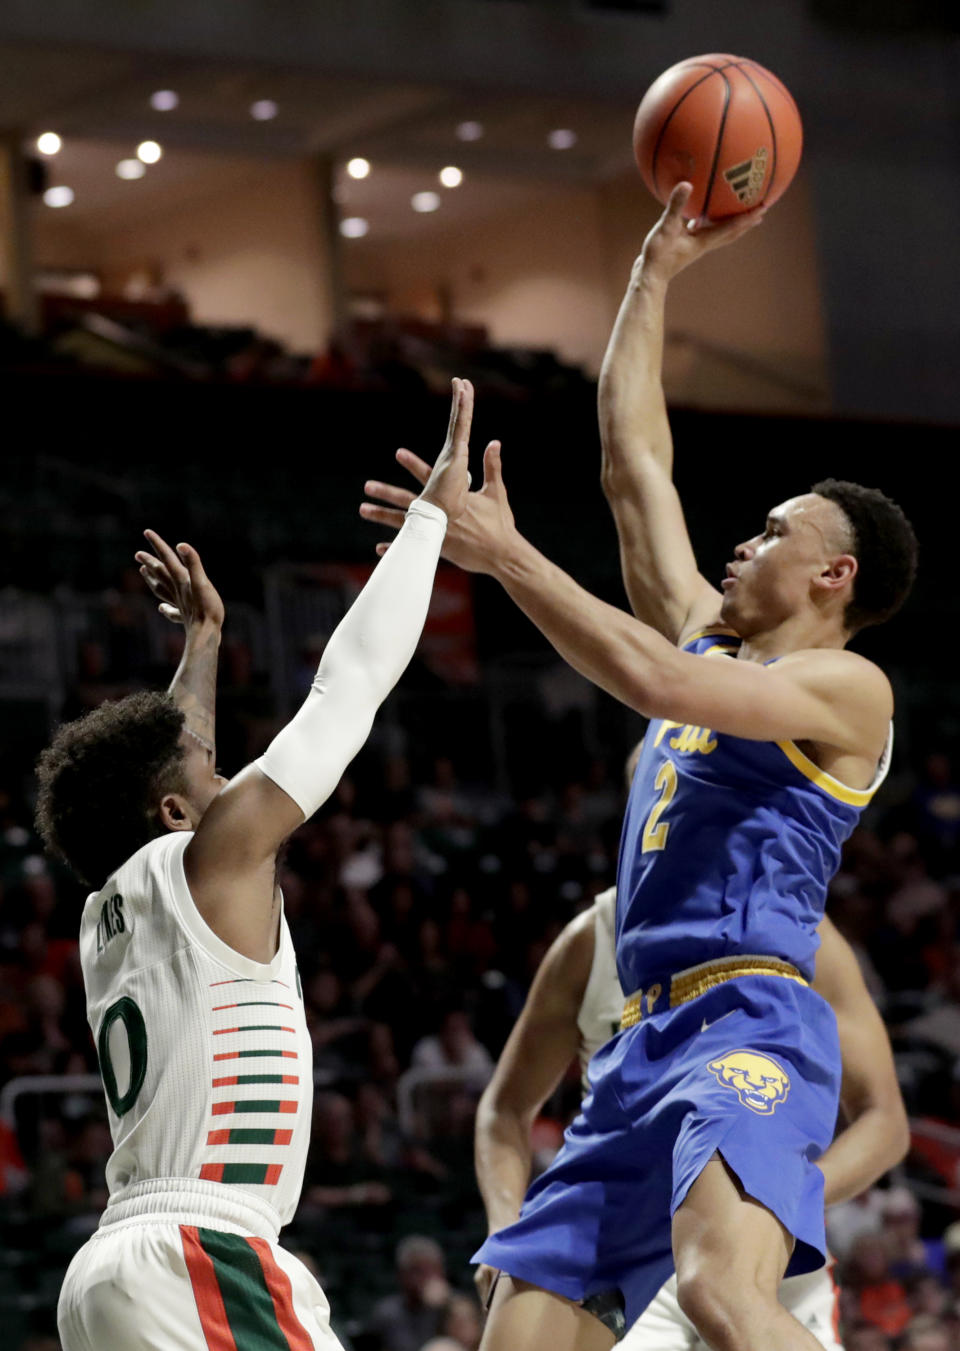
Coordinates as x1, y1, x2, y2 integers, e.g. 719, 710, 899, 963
359, 503, 406, 530
143, 529, 189, 581
395, 447, 432, 487
481, 440, 503, 490
363, 480, 416, 509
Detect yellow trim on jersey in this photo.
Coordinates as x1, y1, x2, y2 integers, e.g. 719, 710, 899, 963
682, 625, 740, 649
701, 644, 739, 658
775, 738, 875, 806
620, 956, 807, 1029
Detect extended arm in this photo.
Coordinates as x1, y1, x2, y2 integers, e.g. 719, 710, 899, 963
137, 531, 225, 754
362, 446, 890, 756
184, 379, 474, 959
474, 909, 594, 1296
598, 184, 762, 642
813, 917, 909, 1205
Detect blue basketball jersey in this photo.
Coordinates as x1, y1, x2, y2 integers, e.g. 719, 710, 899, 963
616, 628, 891, 996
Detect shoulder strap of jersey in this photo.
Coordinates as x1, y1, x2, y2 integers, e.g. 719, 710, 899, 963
681, 626, 742, 656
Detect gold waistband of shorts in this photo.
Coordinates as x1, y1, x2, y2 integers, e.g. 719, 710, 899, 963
620, 957, 808, 1031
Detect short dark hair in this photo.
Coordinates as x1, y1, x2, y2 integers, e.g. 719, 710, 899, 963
35, 691, 187, 887
811, 478, 918, 631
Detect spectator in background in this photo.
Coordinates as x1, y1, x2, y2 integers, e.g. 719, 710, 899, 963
883, 1186, 935, 1279
439, 1293, 482, 1351
844, 1231, 912, 1339
366, 1235, 449, 1351
844, 1324, 891, 1351
900, 1314, 952, 1351
304, 1092, 392, 1212
411, 1008, 493, 1091
827, 1186, 886, 1262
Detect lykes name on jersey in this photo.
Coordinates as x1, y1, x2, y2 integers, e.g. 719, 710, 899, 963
95, 893, 126, 954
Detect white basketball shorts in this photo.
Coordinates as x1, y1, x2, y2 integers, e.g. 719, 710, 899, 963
625, 1266, 842, 1351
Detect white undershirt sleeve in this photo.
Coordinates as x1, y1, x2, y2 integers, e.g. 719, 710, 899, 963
255, 498, 447, 819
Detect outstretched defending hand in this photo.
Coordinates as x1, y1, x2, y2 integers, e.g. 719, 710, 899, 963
416, 377, 475, 522
135, 530, 225, 632
638, 181, 766, 283
361, 428, 519, 576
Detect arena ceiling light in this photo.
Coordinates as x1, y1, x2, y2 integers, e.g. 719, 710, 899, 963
36, 132, 62, 156
340, 217, 369, 238
547, 128, 577, 150
439, 166, 463, 188
411, 191, 441, 213
150, 90, 179, 112
250, 100, 278, 121
346, 157, 371, 180
456, 121, 484, 142
137, 140, 163, 164
116, 159, 146, 180
43, 185, 74, 208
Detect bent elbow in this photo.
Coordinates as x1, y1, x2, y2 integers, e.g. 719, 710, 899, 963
890, 1109, 911, 1167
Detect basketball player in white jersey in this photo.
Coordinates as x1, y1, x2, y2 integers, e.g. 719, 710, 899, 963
474, 888, 908, 1351
36, 379, 476, 1351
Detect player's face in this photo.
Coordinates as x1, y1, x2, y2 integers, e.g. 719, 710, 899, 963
179, 731, 229, 820
720, 493, 850, 634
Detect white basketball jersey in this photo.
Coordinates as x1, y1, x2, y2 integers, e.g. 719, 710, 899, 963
79, 831, 313, 1230
576, 886, 624, 1090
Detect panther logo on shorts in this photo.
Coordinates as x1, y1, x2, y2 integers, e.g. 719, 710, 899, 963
708, 1049, 791, 1115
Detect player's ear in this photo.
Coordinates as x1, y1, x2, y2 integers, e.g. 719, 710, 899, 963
817, 553, 858, 595
158, 792, 193, 833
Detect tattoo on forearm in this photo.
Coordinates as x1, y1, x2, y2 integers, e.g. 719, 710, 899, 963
169, 628, 220, 754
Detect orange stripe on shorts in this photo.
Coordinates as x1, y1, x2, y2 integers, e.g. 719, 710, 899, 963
247, 1236, 315, 1350
180, 1224, 238, 1351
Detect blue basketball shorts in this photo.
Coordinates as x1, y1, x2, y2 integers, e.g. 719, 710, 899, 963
474, 975, 840, 1329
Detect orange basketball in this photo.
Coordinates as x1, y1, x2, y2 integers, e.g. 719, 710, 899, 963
633, 54, 803, 222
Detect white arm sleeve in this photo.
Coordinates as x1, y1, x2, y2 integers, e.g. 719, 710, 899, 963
255, 498, 447, 819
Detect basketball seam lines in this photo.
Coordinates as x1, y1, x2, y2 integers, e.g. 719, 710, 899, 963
700, 69, 732, 224
649, 63, 739, 200
733, 62, 780, 206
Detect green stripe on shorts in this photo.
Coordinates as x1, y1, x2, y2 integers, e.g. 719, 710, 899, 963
198, 1227, 289, 1350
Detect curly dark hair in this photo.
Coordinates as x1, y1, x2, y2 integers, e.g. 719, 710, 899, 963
35, 691, 187, 887
811, 478, 918, 632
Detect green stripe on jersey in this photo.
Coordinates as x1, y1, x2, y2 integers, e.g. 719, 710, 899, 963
230, 1100, 290, 1114
233, 1075, 290, 1085
197, 1227, 288, 1350
234, 1049, 291, 1059
220, 1129, 284, 1145
218, 1164, 277, 1184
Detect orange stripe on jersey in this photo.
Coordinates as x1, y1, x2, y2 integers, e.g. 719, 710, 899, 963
212, 1076, 299, 1088
263, 1165, 283, 1185
211, 1003, 294, 1012
180, 1224, 237, 1351
213, 1050, 298, 1062
199, 1163, 225, 1182
247, 1236, 314, 1350
212, 1026, 296, 1036
212, 1100, 298, 1116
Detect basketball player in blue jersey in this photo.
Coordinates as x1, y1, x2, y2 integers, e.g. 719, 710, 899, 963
360, 189, 918, 1351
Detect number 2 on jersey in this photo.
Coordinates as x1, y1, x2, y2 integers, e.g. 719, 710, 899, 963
641, 759, 678, 853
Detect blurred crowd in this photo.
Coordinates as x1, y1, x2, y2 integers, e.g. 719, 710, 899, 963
1, 614, 960, 1347
0, 304, 592, 402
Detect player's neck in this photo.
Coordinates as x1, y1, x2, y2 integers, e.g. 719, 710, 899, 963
737, 611, 848, 663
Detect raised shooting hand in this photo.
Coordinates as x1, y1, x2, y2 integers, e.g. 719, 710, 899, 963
638, 180, 766, 283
